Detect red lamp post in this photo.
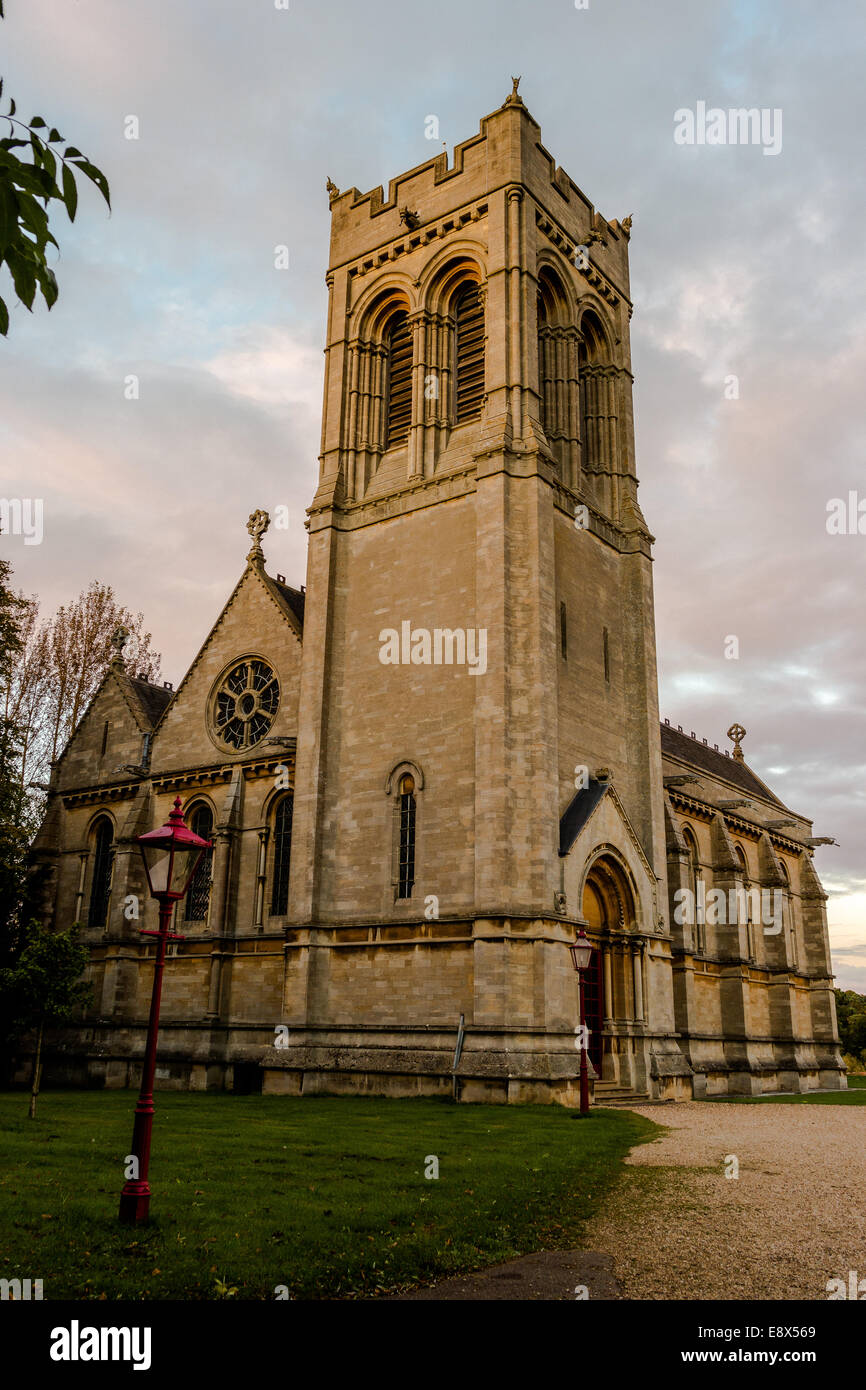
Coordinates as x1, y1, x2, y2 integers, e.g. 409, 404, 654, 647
569, 929, 594, 1115
118, 797, 210, 1225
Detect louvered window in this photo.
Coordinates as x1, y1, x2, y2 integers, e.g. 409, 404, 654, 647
184, 804, 213, 923
270, 795, 293, 916
454, 284, 485, 423
386, 311, 412, 447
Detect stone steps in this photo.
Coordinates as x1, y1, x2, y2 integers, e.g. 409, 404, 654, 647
592, 1081, 649, 1107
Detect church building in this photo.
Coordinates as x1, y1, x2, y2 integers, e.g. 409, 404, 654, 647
31, 85, 845, 1102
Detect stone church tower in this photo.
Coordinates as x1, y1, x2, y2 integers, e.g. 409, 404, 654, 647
29, 85, 844, 1102
282, 78, 684, 1100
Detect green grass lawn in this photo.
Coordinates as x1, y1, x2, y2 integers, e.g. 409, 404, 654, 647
710, 1074, 866, 1105
0, 1089, 657, 1300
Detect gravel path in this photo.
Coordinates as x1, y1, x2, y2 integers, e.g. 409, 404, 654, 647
582, 1101, 866, 1300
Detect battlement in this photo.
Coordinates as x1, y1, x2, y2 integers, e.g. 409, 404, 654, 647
327, 88, 632, 291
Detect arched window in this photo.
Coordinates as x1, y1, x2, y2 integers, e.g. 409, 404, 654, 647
386, 310, 413, 448
270, 794, 294, 916
454, 284, 484, 423
396, 773, 416, 899
537, 268, 578, 481
780, 860, 797, 969
682, 827, 702, 953
88, 816, 114, 928
578, 310, 617, 508
184, 804, 214, 923
734, 845, 755, 959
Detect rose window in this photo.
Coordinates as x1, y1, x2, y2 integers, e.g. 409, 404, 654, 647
212, 658, 279, 751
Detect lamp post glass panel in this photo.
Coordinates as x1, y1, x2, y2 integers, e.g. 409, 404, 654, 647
118, 797, 210, 1225
569, 929, 593, 1114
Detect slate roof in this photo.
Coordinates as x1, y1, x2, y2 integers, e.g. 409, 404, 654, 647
559, 777, 610, 856
269, 577, 305, 629
127, 676, 174, 727
660, 721, 787, 809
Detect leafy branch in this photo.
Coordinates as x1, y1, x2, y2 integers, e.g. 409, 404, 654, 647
0, 6, 110, 336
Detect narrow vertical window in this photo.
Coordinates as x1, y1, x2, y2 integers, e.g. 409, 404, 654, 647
735, 846, 755, 959
88, 817, 114, 928
560, 601, 568, 660
454, 284, 484, 423
603, 627, 610, 682
386, 311, 412, 447
682, 827, 702, 954
270, 795, 294, 916
397, 773, 416, 899
100, 720, 109, 756
184, 804, 214, 922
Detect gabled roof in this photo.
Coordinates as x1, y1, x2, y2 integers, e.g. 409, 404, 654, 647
53, 662, 163, 774
151, 557, 303, 733
660, 721, 788, 809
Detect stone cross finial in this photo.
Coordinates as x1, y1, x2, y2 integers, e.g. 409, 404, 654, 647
246, 509, 270, 562
110, 625, 130, 666
727, 722, 747, 762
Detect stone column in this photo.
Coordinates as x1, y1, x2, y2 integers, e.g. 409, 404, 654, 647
506, 187, 523, 437
632, 941, 645, 1023
73, 852, 87, 923
602, 943, 613, 1022
344, 339, 361, 501
205, 829, 233, 1022
408, 310, 428, 479
253, 830, 269, 930
207, 831, 233, 933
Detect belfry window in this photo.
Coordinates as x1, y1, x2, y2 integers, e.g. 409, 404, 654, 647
270, 794, 294, 916
386, 310, 413, 447
184, 804, 214, 923
397, 773, 416, 899
454, 284, 484, 423
88, 816, 114, 928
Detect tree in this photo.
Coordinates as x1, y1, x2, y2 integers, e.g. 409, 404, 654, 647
5, 581, 161, 828
0, 556, 29, 946
0, 564, 160, 1059
42, 580, 161, 762
0, 924, 91, 1116
0, 0, 110, 336
834, 988, 866, 1067
1, 591, 48, 822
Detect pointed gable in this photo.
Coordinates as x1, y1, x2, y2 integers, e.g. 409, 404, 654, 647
150, 552, 304, 775
55, 665, 159, 792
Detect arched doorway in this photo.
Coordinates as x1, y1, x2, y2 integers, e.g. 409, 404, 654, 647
581, 854, 644, 1086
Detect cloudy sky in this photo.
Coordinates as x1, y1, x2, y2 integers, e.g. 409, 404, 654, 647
2, 0, 863, 986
